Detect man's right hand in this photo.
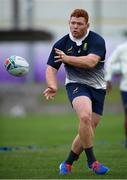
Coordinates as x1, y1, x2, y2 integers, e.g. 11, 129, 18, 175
43, 87, 57, 100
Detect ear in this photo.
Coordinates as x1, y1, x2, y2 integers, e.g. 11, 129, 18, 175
87, 23, 90, 28
68, 19, 71, 25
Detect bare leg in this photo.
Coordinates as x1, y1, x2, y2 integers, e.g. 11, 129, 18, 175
72, 96, 93, 148
71, 112, 101, 155
71, 134, 83, 154
60, 96, 109, 174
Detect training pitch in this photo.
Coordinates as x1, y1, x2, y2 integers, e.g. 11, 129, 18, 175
0, 112, 127, 179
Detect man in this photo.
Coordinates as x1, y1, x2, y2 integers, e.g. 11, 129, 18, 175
43, 9, 109, 175
105, 41, 127, 148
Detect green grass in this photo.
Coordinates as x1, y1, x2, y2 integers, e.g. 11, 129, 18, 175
0, 112, 127, 179
105, 85, 121, 103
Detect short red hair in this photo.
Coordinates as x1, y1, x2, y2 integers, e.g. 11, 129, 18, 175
70, 9, 89, 23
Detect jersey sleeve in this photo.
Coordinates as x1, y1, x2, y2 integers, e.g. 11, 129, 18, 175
88, 37, 106, 60
47, 44, 62, 70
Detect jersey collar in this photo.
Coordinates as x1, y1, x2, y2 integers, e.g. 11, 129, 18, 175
69, 29, 90, 46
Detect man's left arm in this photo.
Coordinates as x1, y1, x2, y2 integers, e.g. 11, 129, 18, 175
54, 48, 101, 68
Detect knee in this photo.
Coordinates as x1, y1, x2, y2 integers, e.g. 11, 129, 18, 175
80, 113, 92, 125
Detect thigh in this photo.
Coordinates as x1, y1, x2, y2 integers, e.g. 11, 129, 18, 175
72, 96, 92, 118
66, 83, 91, 105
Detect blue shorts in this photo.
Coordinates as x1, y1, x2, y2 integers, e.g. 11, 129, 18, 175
66, 83, 106, 115
121, 91, 127, 110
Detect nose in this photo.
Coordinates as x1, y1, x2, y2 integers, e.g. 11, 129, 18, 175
74, 23, 78, 28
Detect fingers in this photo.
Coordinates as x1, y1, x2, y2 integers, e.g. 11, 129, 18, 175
54, 55, 63, 63
54, 55, 62, 60
55, 48, 65, 58
43, 92, 55, 100
45, 95, 54, 100
54, 48, 65, 61
43, 87, 56, 100
43, 88, 49, 95
55, 48, 62, 53
43, 87, 55, 94
54, 59, 62, 63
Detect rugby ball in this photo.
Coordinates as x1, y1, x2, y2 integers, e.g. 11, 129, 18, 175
4, 55, 29, 77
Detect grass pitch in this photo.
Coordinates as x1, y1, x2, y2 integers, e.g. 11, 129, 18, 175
0, 112, 127, 179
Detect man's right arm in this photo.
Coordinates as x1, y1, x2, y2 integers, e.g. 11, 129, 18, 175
43, 65, 58, 100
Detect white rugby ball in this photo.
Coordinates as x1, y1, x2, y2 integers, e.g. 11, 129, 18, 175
4, 55, 29, 77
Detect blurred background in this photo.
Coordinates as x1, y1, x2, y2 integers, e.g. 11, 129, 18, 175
0, 0, 127, 116
0, 1, 127, 179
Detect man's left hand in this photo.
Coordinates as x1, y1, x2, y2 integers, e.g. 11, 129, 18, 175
54, 48, 66, 63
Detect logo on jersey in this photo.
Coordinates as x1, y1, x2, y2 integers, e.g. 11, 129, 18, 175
83, 43, 88, 51
67, 46, 73, 53
78, 49, 81, 53
73, 87, 79, 94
